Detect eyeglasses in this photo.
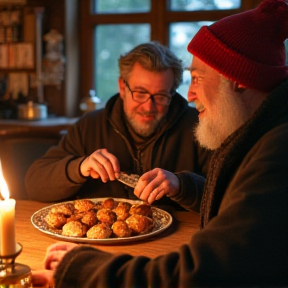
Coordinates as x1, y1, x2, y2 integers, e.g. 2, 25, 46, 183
123, 80, 173, 106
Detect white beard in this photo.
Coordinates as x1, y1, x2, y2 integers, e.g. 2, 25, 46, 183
195, 77, 252, 150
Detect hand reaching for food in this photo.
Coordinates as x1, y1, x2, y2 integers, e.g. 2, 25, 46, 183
134, 168, 180, 204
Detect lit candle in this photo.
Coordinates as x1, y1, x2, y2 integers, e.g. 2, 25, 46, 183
0, 159, 16, 256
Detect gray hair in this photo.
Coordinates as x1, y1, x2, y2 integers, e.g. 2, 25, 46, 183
118, 41, 183, 92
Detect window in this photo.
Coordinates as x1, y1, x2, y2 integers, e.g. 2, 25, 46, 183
94, 24, 150, 98
79, 0, 263, 104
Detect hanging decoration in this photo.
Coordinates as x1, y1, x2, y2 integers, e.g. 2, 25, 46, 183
42, 29, 65, 89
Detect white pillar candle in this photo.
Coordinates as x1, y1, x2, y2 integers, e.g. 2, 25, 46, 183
0, 198, 16, 256
0, 160, 17, 256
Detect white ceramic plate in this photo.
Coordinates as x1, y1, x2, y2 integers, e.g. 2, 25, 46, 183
31, 198, 173, 244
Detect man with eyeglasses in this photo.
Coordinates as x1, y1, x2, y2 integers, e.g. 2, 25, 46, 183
25, 41, 210, 211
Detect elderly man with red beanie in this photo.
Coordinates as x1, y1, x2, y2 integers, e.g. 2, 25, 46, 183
32, 1, 288, 287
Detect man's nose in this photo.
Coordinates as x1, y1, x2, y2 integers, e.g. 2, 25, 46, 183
187, 88, 196, 103
141, 97, 157, 110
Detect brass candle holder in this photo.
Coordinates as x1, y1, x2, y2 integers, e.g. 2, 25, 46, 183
0, 243, 32, 287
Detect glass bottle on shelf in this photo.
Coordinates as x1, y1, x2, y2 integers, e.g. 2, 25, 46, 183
79, 89, 101, 114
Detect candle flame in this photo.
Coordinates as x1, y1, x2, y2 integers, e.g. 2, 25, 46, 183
0, 159, 10, 200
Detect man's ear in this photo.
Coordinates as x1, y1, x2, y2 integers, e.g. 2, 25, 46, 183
233, 81, 247, 93
118, 78, 125, 99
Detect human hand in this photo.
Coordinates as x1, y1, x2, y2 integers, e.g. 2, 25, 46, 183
80, 148, 120, 182
44, 242, 78, 270
31, 242, 77, 287
134, 168, 180, 204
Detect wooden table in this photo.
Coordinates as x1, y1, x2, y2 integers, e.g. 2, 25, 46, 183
15, 200, 200, 271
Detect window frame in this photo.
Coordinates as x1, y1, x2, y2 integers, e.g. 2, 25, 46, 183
79, 0, 263, 103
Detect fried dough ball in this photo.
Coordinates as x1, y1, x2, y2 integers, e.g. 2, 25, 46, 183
102, 198, 118, 210
112, 220, 132, 238
130, 203, 152, 218
87, 223, 112, 239
62, 221, 88, 237
74, 199, 95, 212
114, 201, 131, 220
51, 203, 75, 216
96, 208, 117, 226
81, 211, 98, 227
66, 212, 85, 223
45, 212, 67, 229
126, 214, 154, 235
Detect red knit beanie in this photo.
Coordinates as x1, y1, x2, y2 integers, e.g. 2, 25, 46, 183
187, 0, 288, 92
